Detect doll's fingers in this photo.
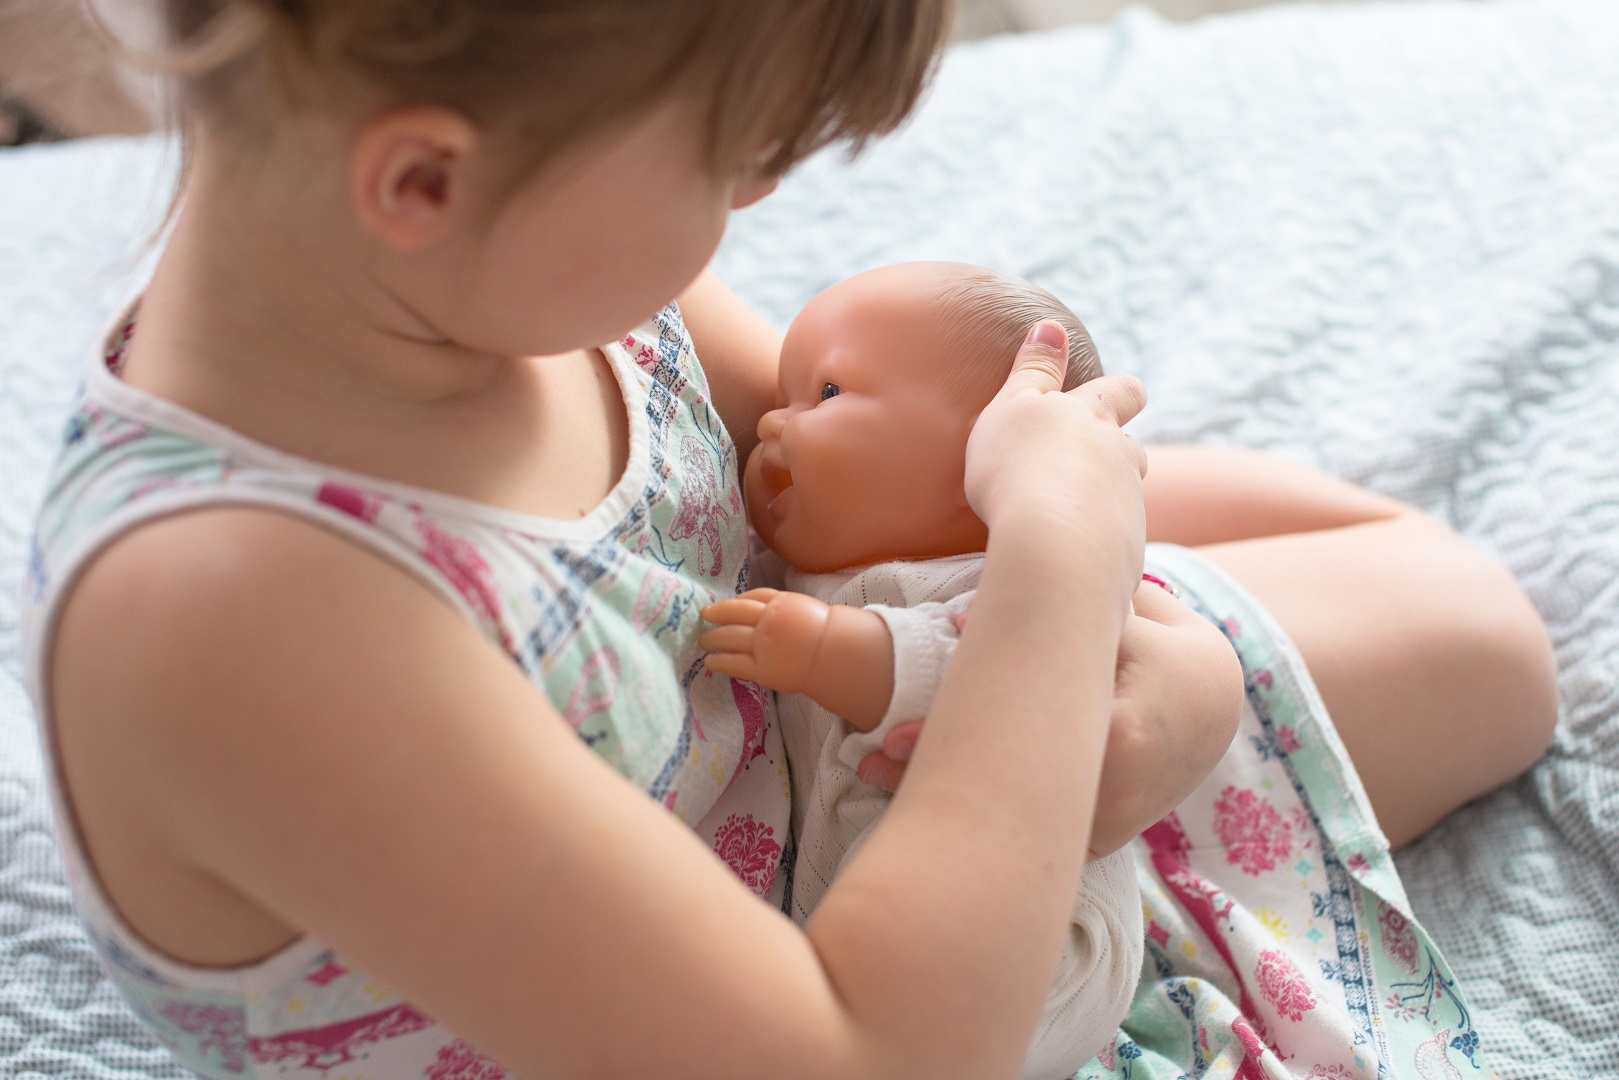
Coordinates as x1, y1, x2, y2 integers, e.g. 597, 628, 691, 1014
700, 598, 767, 627
735, 588, 783, 605
698, 625, 757, 654
702, 652, 759, 681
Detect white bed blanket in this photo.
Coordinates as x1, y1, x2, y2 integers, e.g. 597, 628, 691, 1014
2, 1, 1617, 1076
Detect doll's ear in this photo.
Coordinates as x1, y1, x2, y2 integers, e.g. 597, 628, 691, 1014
350, 106, 479, 253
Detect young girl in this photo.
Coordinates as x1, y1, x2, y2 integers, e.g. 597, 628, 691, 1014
21, 3, 1554, 1079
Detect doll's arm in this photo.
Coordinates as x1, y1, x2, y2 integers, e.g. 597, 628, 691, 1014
700, 589, 894, 732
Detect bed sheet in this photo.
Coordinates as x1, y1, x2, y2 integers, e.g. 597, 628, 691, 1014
3, 1, 1617, 1076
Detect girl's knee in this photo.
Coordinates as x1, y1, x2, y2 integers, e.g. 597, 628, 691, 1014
1424, 521, 1560, 773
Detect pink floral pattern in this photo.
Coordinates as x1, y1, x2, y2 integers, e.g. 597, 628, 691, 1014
564, 647, 621, 730
1229, 1015, 1270, 1064
1379, 899, 1421, 974
713, 813, 781, 896
1213, 785, 1292, 875
1255, 948, 1317, 1022
415, 517, 511, 650
249, 1002, 433, 1071
155, 1002, 247, 1073
425, 1039, 508, 1080
667, 435, 730, 576
305, 958, 349, 986
631, 566, 681, 633
318, 482, 384, 524
729, 678, 770, 780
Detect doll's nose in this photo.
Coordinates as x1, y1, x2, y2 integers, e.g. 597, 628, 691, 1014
756, 407, 789, 442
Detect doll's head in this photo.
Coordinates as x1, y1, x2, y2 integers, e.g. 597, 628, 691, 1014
746, 261, 1101, 573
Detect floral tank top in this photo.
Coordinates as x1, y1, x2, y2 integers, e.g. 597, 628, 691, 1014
20, 302, 792, 1078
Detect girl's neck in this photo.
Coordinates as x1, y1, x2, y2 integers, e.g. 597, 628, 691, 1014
128, 138, 519, 423
113, 137, 631, 522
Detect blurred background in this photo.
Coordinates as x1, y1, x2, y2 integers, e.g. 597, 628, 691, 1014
0, 0, 1391, 146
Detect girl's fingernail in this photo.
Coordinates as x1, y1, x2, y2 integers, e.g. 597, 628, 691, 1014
1024, 320, 1066, 351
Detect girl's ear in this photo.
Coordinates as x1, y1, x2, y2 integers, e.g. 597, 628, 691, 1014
350, 106, 480, 252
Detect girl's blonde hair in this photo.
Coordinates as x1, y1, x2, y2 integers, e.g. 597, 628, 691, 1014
158, 0, 953, 174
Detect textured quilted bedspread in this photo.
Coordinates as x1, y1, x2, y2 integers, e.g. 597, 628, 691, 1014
3, 1, 1617, 1076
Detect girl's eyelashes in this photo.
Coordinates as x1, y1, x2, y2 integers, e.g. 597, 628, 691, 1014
820, 382, 842, 402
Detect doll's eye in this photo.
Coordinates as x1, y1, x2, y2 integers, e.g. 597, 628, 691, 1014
820, 382, 842, 402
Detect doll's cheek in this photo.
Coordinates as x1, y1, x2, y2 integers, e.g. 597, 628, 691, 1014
742, 452, 777, 536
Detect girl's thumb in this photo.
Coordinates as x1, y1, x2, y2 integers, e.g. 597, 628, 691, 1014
1003, 320, 1069, 395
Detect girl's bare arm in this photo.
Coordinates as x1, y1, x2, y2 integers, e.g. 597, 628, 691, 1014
676, 270, 784, 466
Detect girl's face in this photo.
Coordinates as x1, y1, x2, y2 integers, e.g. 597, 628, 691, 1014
413, 98, 778, 358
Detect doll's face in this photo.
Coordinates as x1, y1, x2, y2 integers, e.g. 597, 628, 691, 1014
744, 263, 993, 573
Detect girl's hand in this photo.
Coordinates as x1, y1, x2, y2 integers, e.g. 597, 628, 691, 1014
1085, 578, 1243, 856
857, 580, 1244, 856
963, 321, 1148, 587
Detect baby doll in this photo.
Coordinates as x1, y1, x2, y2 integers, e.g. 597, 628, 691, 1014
701, 262, 1141, 1080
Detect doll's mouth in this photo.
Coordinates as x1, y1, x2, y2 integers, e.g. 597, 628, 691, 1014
755, 444, 794, 519
766, 485, 794, 521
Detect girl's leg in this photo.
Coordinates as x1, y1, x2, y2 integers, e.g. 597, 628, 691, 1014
1196, 514, 1557, 848
1145, 447, 1559, 848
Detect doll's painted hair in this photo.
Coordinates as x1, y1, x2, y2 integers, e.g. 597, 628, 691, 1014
154, 1, 952, 176
935, 268, 1103, 406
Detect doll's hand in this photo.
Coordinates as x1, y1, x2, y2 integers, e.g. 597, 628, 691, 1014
704, 591, 898, 729
858, 581, 1243, 855
700, 589, 829, 693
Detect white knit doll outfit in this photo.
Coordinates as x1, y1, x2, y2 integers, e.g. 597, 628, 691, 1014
776, 553, 1143, 1080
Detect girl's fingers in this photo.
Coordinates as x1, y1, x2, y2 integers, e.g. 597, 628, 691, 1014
1077, 373, 1148, 428
856, 751, 907, 792
882, 720, 924, 762
1124, 432, 1148, 479
996, 320, 1070, 398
